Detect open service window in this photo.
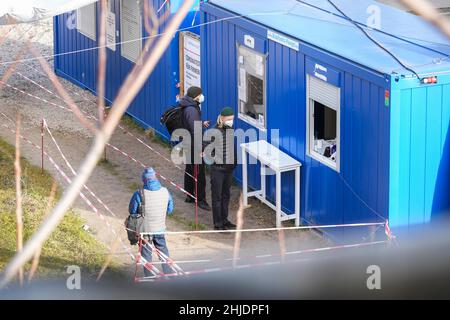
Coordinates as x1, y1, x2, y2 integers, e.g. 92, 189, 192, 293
77, 3, 97, 41
120, 0, 142, 63
237, 45, 266, 130
306, 75, 340, 171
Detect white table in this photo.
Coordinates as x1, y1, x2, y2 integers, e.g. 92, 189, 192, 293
241, 140, 302, 227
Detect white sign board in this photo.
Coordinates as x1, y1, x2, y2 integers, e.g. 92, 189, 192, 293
267, 30, 299, 51
244, 34, 255, 49
106, 11, 116, 51
120, 0, 142, 63
182, 32, 201, 95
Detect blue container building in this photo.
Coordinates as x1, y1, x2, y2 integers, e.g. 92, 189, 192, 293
53, 0, 450, 235
200, 0, 450, 231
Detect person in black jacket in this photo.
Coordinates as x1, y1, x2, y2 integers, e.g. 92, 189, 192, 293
180, 86, 211, 211
207, 107, 237, 230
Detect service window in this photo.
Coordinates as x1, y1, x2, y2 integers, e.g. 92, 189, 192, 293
77, 3, 97, 41
237, 45, 266, 130
120, 0, 142, 63
307, 75, 340, 171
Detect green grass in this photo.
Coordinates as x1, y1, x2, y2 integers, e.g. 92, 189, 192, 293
120, 114, 144, 132
150, 132, 171, 150
0, 138, 117, 280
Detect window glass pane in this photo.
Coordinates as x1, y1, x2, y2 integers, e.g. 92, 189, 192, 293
77, 3, 97, 41
237, 45, 266, 128
312, 100, 337, 162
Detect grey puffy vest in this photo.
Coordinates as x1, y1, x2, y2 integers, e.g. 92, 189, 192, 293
142, 188, 169, 233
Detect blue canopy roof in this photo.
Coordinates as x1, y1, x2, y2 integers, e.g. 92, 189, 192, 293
207, 0, 450, 76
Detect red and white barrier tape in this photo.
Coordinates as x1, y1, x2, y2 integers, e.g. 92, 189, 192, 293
42, 119, 185, 274
0, 118, 163, 277
141, 221, 387, 236
15, 69, 196, 181
105, 142, 196, 200
136, 240, 389, 281
143, 239, 389, 267
140, 237, 186, 276
1, 79, 196, 199
1, 114, 397, 282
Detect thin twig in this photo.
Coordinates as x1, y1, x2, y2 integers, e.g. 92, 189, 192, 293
0, 0, 195, 289
233, 193, 246, 268
0, 25, 14, 48
398, 0, 450, 39
0, 26, 36, 90
97, 0, 107, 128
27, 181, 58, 283
278, 228, 286, 263
143, 0, 160, 43
14, 113, 24, 286
96, 237, 120, 282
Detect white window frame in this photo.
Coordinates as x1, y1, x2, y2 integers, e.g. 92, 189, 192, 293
107, 0, 114, 11
306, 74, 341, 172
120, 0, 142, 63
237, 44, 267, 131
77, 3, 97, 41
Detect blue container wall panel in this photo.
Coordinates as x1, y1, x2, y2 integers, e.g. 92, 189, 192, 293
54, 11, 98, 92
201, 4, 390, 232
54, 0, 200, 140
390, 76, 450, 227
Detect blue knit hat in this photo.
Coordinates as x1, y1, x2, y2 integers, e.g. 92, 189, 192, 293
142, 167, 157, 182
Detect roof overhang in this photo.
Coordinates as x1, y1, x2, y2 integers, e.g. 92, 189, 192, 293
0, 0, 98, 25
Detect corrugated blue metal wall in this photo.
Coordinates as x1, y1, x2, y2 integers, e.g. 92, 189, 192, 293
390, 75, 450, 227
201, 4, 390, 233
54, 0, 200, 140
54, 5, 98, 92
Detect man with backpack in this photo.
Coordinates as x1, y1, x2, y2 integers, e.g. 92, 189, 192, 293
179, 86, 211, 211
128, 167, 175, 277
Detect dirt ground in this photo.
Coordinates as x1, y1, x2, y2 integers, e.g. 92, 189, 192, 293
0, 20, 325, 280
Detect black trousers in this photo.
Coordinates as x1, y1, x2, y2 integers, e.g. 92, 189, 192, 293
210, 166, 233, 228
184, 162, 206, 202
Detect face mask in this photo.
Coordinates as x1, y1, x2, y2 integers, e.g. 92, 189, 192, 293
197, 94, 205, 104
224, 120, 234, 128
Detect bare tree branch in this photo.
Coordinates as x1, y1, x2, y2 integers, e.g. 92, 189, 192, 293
233, 193, 246, 268
96, 237, 120, 282
0, 0, 195, 289
28, 181, 58, 282
0, 26, 36, 90
399, 0, 450, 39
0, 25, 14, 48
278, 229, 286, 263
14, 113, 24, 286
143, 0, 160, 43
97, 0, 107, 127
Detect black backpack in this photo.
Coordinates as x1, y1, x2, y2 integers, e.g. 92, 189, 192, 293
124, 189, 145, 246
160, 105, 184, 136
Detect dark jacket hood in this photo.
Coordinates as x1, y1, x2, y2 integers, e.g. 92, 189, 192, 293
179, 95, 199, 108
